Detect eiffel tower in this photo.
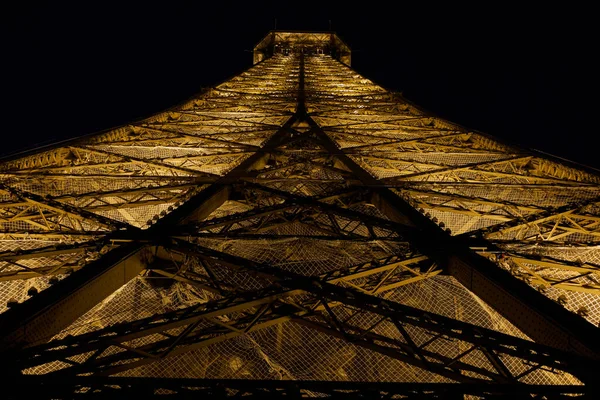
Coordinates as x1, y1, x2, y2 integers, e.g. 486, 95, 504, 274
1, 31, 599, 398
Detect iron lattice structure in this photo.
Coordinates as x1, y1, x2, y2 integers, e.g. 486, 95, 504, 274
1, 31, 599, 398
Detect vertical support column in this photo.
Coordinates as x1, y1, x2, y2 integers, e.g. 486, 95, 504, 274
0, 243, 152, 350
448, 253, 599, 357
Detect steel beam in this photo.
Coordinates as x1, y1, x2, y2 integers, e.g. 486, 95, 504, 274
372, 188, 600, 357
0, 242, 152, 349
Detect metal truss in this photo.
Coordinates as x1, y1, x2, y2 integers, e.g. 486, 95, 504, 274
11, 250, 439, 376
10, 240, 595, 386
1, 31, 599, 396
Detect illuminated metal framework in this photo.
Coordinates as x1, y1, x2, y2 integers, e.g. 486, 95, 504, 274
1, 31, 599, 398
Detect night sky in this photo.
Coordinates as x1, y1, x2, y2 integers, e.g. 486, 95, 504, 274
4, 3, 598, 169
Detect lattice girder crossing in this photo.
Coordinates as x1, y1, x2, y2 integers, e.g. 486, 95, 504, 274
11, 242, 592, 386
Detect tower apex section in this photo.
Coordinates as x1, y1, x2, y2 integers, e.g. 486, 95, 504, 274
253, 30, 351, 65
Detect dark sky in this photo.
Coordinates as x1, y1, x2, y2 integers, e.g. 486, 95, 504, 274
4, 3, 598, 169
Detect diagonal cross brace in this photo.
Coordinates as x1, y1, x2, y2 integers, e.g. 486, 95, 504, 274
12, 240, 597, 383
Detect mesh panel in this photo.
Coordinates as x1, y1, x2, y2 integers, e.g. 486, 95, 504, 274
490, 243, 600, 327
0, 239, 100, 315
43, 273, 578, 385
196, 238, 408, 277
0, 276, 62, 315
54, 278, 214, 340
118, 323, 450, 383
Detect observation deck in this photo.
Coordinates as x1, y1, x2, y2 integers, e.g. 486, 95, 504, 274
253, 30, 351, 65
